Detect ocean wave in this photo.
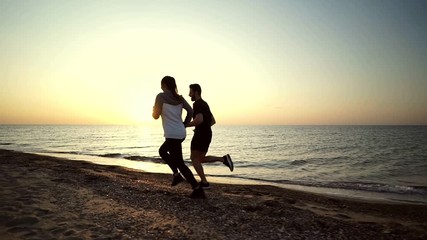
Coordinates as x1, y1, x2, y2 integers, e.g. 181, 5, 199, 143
44, 150, 82, 155
314, 181, 427, 195
99, 153, 123, 158
43, 150, 164, 164
290, 159, 308, 166
96, 153, 163, 163
124, 155, 163, 163
288, 157, 349, 166
210, 174, 427, 196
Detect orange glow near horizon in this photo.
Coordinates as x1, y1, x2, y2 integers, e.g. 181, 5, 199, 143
1, 1, 426, 125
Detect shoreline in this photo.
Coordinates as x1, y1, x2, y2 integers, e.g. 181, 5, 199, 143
1, 149, 427, 239
33, 151, 427, 205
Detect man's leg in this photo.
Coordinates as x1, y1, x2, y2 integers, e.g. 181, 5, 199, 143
203, 156, 223, 163
204, 155, 234, 172
190, 150, 208, 184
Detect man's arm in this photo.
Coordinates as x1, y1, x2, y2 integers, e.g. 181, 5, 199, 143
187, 113, 203, 127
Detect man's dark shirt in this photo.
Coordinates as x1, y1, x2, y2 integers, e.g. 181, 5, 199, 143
193, 99, 212, 134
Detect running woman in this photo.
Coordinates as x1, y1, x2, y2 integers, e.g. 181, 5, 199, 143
152, 76, 205, 198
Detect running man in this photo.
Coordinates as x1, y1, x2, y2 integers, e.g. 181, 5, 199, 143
186, 83, 233, 189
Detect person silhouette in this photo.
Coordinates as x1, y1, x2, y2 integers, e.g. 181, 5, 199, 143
152, 76, 205, 198
186, 84, 233, 189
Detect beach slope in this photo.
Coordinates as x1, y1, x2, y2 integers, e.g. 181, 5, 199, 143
1, 149, 426, 239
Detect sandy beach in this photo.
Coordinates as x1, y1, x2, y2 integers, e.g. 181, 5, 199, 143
0, 149, 426, 239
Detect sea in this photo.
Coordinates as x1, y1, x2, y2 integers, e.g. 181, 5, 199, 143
1, 125, 426, 204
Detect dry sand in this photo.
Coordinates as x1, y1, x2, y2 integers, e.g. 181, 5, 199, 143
0, 149, 426, 239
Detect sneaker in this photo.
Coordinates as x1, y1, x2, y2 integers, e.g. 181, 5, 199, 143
171, 173, 185, 186
223, 154, 234, 172
199, 181, 211, 190
189, 187, 206, 199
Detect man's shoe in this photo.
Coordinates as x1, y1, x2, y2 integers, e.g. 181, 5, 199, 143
171, 173, 185, 186
223, 154, 234, 172
190, 187, 206, 199
199, 181, 211, 190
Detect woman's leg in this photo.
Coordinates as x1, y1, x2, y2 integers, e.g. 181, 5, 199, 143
169, 138, 198, 189
159, 139, 178, 174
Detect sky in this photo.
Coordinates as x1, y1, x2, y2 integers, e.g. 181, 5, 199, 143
1, 0, 426, 125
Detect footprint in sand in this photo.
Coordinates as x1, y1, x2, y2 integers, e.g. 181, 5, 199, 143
5, 216, 40, 228
5, 216, 40, 237
334, 213, 351, 219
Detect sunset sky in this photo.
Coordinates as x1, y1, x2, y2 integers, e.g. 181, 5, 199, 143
1, 0, 426, 125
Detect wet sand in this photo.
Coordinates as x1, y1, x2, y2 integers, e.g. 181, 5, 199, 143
1, 149, 426, 239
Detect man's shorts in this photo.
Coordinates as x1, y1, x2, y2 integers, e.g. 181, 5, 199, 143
191, 131, 212, 152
